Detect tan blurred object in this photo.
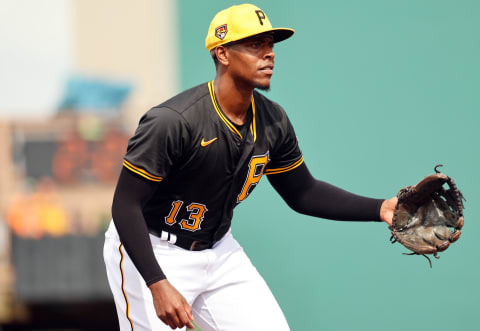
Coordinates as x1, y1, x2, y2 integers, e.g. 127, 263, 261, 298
0, 122, 14, 211
0, 122, 14, 321
74, 0, 179, 127
58, 183, 114, 236
0, 124, 16, 320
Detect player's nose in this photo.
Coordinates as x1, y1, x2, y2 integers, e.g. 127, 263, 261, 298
264, 47, 275, 61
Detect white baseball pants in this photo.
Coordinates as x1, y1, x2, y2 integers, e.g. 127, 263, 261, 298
103, 221, 290, 331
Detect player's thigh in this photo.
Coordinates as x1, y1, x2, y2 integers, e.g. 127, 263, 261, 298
103, 223, 201, 331
191, 252, 290, 331
104, 235, 170, 331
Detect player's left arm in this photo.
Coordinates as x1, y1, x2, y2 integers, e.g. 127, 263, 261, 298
267, 162, 395, 225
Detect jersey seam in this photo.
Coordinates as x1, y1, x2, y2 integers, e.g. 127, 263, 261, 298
151, 83, 211, 135
154, 83, 211, 116
151, 105, 195, 137
123, 106, 193, 181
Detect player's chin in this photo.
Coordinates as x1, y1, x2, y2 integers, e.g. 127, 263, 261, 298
253, 77, 272, 91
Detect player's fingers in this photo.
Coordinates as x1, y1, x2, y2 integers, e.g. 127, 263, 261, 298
184, 300, 194, 321
163, 316, 176, 330
177, 305, 194, 329
159, 307, 182, 330
156, 310, 175, 329
185, 315, 195, 330
169, 310, 183, 329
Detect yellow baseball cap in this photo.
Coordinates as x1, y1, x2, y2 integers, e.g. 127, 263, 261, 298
205, 4, 294, 52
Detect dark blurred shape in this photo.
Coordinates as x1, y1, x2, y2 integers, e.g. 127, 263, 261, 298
23, 140, 57, 179
3, 233, 119, 330
51, 131, 90, 184
16, 126, 129, 185
1, 301, 119, 331
51, 128, 129, 184
11, 233, 111, 300
58, 75, 132, 112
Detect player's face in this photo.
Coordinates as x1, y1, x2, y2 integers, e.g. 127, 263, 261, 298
226, 34, 275, 90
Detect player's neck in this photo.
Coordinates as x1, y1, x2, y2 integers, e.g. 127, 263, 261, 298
214, 76, 253, 125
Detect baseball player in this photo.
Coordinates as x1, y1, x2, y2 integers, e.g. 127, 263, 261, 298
103, 4, 397, 331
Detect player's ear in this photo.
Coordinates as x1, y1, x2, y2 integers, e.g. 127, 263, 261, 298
215, 46, 229, 66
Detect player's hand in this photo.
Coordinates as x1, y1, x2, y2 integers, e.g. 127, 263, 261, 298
379, 197, 397, 227
149, 279, 195, 330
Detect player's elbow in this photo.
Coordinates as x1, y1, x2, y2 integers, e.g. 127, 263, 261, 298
283, 197, 310, 215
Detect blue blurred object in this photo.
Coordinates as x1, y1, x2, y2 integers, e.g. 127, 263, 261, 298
58, 75, 132, 112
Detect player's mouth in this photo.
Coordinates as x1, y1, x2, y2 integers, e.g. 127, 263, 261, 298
259, 64, 274, 75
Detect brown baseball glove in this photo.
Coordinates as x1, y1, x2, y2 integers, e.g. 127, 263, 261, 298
390, 165, 465, 267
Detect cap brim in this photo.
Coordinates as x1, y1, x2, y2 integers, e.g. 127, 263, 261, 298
270, 28, 295, 43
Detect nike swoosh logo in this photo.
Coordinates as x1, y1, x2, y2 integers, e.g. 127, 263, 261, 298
201, 137, 218, 147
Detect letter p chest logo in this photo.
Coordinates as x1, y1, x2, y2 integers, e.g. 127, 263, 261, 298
237, 152, 270, 203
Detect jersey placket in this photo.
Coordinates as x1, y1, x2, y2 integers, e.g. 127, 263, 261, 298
207, 81, 258, 242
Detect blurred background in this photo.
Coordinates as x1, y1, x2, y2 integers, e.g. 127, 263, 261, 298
0, 0, 478, 330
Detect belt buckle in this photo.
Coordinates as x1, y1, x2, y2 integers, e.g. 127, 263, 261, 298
189, 240, 209, 251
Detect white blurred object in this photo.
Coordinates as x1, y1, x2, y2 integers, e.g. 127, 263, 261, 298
0, 0, 179, 124
0, 0, 74, 117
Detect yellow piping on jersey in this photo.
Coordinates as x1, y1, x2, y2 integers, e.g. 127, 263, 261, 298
119, 243, 135, 331
250, 97, 257, 142
123, 160, 163, 182
208, 80, 257, 142
264, 156, 304, 175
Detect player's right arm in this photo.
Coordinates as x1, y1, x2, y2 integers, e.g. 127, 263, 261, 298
111, 167, 164, 284
112, 106, 194, 329
112, 168, 194, 330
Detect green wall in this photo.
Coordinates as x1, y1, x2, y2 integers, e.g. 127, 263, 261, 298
178, 1, 479, 330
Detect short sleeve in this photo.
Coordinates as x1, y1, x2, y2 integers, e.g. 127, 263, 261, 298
123, 107, 190, 182
264, 109, 303, 175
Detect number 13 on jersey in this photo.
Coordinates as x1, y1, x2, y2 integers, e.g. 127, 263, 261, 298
164, 152, 269, 231
165, 201, 208, 232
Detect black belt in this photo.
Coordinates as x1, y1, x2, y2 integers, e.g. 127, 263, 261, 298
149, 228, 213, 251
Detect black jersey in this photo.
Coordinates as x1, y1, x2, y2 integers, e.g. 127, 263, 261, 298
123, 81, 303, 243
